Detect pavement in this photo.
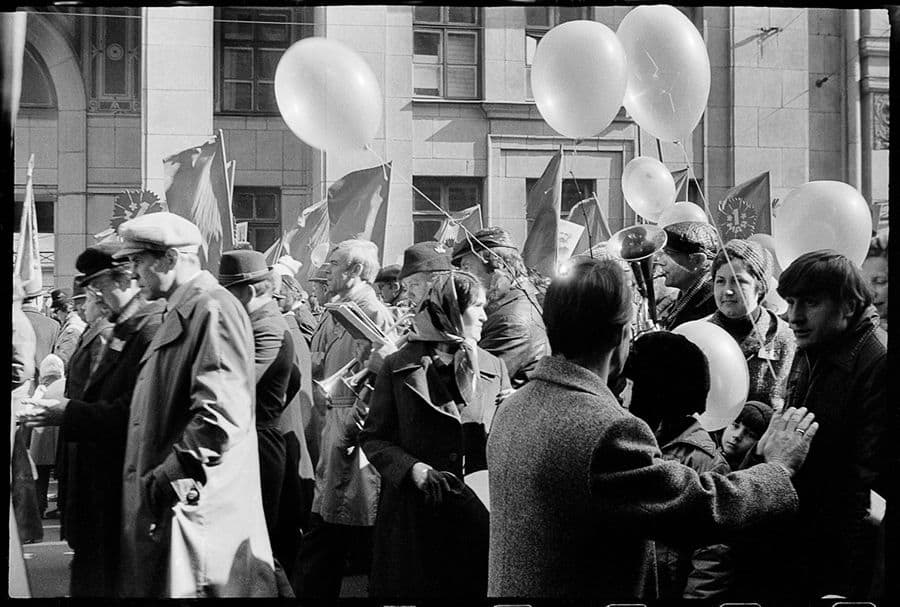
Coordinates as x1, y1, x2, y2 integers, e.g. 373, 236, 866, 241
13, 477, 368, 598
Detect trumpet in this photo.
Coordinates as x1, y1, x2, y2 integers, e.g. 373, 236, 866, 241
608, 224, 668, 335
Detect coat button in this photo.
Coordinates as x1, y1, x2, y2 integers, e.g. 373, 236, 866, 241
448, 453, 458, 463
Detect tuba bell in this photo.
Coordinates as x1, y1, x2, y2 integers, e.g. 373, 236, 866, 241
607, 224, 668, 334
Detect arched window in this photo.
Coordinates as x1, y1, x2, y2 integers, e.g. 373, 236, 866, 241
20, 45, 57, 109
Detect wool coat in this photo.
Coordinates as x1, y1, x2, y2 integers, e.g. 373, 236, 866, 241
360, 341, 510, 598
309, 282, 392, 527
487, 356, 799, 600
53, 312, 87, 367
22, 305, 60, 385
479, 284, 549, 388
119, 271, 276, 598
61, 296, 164, 597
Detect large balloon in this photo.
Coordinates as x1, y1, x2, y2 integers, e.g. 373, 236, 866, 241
673, 320, 750, 432
617, 5, 711, 143
657, 201, 708, 227
622, 156, 677, 221
275, 38, 382, 152
532, 20, 628, 140
772, 181, 872, 268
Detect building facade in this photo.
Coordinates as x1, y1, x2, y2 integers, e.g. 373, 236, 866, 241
13, 5, 891, 291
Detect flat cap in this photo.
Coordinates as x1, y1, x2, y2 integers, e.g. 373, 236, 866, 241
663, 221, 719, 259
76, 241, 126, 285
219, 249, 271, 287
113, 212, 202, 259
451, 226, 518, 263
375, 264, 401, 283
399, 242, 452, 280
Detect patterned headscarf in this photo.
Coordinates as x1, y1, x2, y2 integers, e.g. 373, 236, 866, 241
407, 271, 480, 406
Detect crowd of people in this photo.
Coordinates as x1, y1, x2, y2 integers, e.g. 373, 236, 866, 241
10, 210, 890, 601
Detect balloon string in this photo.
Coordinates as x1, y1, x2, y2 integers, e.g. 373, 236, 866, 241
363, 144, 545, 318
676, 140, 778, 385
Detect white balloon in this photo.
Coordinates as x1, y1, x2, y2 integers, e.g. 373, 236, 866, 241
773, 181, 873, 268
673, 320, 750, 432
657, 201, 708, 227
275, 38, 383, 152
622, 156, 677, 221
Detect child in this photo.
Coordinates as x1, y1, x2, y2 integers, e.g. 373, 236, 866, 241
720, 401, 773, 470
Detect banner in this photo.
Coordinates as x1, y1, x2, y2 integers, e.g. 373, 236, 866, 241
327, 163, 392, 263
434, 204, 483, 248
163, 129, 235, 273
522, 147, 563, 278
567, 196, 613, 256
712, 172, 771, 240
14, 154, 41, 296
557, 219, 585, 263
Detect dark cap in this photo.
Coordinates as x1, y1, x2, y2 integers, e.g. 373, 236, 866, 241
375, 264, 401, 283
49, 288, 73, 312
735, 400, 774, 436
663, 221, 719, 259
76, 242, 126, 285
451, 226, 518, 263
399, 242, 452, 280
219, 249, 271, 287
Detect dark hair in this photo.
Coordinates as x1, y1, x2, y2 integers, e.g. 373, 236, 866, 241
778, 250, 873, 318
625, 331, 710, 421
450, 270, 485, 311
543, 258, 633, 360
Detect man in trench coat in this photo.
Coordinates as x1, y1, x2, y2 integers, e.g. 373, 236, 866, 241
113, 212, 276, 598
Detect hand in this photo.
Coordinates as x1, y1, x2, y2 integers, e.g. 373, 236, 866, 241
758, 406, 819, 476
366, 341, 398, 375
410, 462, 451, 506
19, 397, 69, 428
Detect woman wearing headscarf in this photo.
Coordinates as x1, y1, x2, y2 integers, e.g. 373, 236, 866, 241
705, 239, 796, 409
360, 271, 510, 598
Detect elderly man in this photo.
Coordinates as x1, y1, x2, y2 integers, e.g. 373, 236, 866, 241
655, 220, 720, 329
373, 264, 403, 306
307, 265, 331, 316
22, 241, 165, 596
452, 227, 549, 388
111, 212, 275, 597
487, 257, 819, 599
219, 249, 297, 596
294, 239, 393, 599
398, 241, 452, 308
50, 289, 86, 367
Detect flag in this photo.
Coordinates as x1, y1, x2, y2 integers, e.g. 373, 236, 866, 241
282, 197, 330, 283
327, 163, 392, 263
162, 129, 234, 273
15, 154, 42, 296
567, 196, 613, 256
671, 168, 690, 202
94, 189, 166, 243
712, 172, 771, 240
522, 148, 563, 278
434, 204, 483, 248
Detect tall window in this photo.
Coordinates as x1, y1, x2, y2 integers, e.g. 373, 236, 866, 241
82, 7, 141, 113
525, 6, 590, 100
20, 45, 56, 109
525, 177, 596, 217
412, 177, 483, 243
216, 7, 310, 113
413, 7, 481, 99
232, 187, 281, 252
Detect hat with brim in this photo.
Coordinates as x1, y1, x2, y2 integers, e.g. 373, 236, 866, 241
451, 227, 518, 263
399, 243, 452, 281
218, 249, 271, 288
76, 242, 128, 285
112, 212, 203, 259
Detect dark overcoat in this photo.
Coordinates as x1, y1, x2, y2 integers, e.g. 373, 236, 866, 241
479, 285, 548, 388
61, 296, 164, 597
360, 341, 509, 598
487, 356, 799, 599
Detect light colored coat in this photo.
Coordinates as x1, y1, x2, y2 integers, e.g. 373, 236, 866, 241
53, 312, 87, 367
487, 355, 799, 599
119, 271, 275, 597
309, 282, 392, 526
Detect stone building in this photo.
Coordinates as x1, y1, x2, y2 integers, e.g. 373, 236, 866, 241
12, 6, 891, 291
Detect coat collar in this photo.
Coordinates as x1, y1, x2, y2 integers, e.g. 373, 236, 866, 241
248, 299, 282, 325
528, 355, 614, 400
659, 418, 718, 457
141, 272, 217, 364
80, 317, 113, 345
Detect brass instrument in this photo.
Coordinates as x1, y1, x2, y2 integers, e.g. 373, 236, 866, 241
607, 224, 668, 335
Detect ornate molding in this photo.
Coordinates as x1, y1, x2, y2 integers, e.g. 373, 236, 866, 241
873, 93, 889, 150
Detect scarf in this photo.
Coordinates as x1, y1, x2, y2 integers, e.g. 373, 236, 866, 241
406, 272, 479, 407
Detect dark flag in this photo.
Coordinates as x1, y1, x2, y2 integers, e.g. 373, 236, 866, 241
713, 172, 771, 240
162, 129, 235, 274
272, 197, 330, 284
567, 195, 613, 256
522, 147, 563, 278
328, 163, 392, 263
434, 204, 483, 248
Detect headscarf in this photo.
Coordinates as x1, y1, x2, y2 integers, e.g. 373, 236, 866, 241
406, 271, 480, 406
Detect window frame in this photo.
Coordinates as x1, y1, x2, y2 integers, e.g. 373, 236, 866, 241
412, 176, 484, 244
413, 7, 482, 100
524, 6, 591, 100
231, 186, 283, 253
215, 7, 311, 115
81, 7, 141, 114
525, 177, 597, 218
20, 44, 57, 109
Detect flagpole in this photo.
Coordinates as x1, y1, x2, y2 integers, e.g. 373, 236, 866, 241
216, 129, 237, 242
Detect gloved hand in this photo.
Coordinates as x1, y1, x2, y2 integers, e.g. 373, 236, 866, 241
410, 462, 456, 506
